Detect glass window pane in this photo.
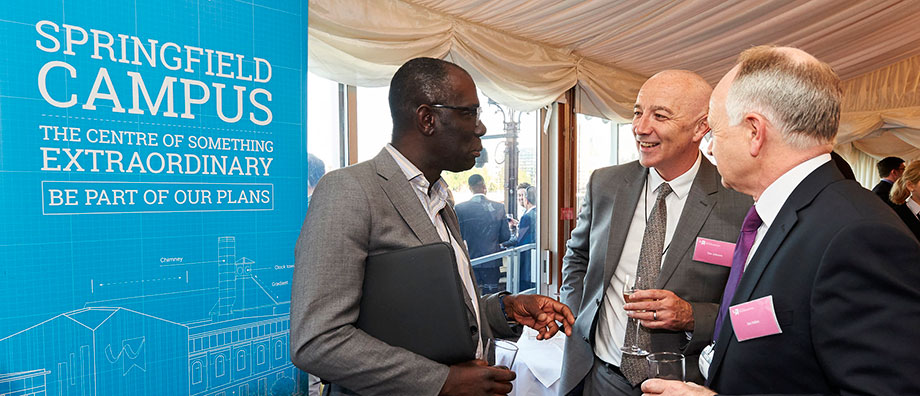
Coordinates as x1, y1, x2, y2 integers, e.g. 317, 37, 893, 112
576, 114, 637, 211
307, 72, 343, 200
618, 123, 637, 164
447, 91, 539, 294
356, 86, 393, 162
576, 114, 617, 210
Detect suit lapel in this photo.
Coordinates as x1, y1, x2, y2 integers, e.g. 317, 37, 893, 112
707, 207, 799, 383
603, 163, 648, 288
732, 163, 842, 304
373, 150, 442, 245
375, 149, 478, 317
707, 161, 842, 383
657, 159, 718, 288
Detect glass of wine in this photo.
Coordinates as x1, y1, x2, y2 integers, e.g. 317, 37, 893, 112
621, 274, 649, 356
647, 352, 685, 380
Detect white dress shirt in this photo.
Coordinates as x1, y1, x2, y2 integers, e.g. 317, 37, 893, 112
385, 144, 484, 358
746, 154, 831, 271
906, 198, 920, 218
594, 154, 702, 366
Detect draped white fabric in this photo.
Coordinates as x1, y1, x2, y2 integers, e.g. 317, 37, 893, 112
308, 0, 920, 163
837, 54, 920, 162
308, 0, 646, 120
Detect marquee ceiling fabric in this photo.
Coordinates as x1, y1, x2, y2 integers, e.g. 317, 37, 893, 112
403, 0, 920, 84
308, 0, 920, 160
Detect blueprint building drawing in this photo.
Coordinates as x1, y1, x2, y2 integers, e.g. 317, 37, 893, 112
0, 237, 302, 396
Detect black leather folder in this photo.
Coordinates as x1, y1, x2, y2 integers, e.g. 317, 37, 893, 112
356, 242, 477, 365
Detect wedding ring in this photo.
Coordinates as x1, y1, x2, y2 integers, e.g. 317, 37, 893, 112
653, 311, 658, 320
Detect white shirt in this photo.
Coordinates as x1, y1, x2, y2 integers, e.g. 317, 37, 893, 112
594, 154, 702, 366
746, 154, 831, 271
907, 198, 920, 218
384, 144, 484, 358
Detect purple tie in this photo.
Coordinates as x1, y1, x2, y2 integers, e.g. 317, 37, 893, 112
713, 205, 762, 342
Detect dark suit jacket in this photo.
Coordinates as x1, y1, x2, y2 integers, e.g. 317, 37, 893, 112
291, 149, 519, 395
559, 157, 751, 392
708, 162, 920, 395
455, 195, 511, 258
872, 179, 893, 205
891, 203, 920, 242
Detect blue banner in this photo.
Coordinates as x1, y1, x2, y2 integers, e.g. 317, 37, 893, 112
0, 1, 307, 395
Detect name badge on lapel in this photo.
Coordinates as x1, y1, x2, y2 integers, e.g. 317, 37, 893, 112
729, 295, 782, 341
692, 237, 735, 267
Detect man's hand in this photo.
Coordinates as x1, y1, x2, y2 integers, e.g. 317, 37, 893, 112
641, 379, 716, 396
439, 360, 515, 396
624, 289, 694, 331
502, 294, 575, 340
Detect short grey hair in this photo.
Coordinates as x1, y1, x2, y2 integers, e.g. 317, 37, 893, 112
726, 46, 841, 149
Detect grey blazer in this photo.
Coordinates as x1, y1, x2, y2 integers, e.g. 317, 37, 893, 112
558, 157, 750, 393
290, 149, 517, 396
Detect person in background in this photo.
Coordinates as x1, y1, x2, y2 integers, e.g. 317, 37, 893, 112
872, 156, 905, 205
558, 69, 750, 395
291, 57, 574, 396
889, 160, 920, 241
305, 153, 327, 212
643, 45, 920, 396
501, 183, 537, 291
456, 174, 512, 293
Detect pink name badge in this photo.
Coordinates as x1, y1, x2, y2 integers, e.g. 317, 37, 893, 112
692, 237, 735, 267
729, 295, 782, 342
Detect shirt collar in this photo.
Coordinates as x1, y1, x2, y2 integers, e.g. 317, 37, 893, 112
385, 144, 451, 201
755, 153, 832, 229
648, 152, 702, 199
907, 198, 920, 216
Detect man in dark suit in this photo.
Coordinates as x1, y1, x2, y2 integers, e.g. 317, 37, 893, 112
291, 57, 574, 396
643, 46, 920, 396
558, 70, 750, 395
872, 156, 904, 205
456, 173, 512, 293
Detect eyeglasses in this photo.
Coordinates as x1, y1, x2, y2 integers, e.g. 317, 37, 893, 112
430, 104, 482, 122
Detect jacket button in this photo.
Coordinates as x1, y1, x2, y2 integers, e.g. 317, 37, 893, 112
596, 298, 601, 306
582, 336, 589, 343
470, 326, 478, 335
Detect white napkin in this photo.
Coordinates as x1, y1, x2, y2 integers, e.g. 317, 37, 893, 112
515, 327, 566, 387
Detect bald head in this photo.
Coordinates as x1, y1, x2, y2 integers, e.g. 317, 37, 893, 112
632, 70, 712, 180
642, 70, 712, 120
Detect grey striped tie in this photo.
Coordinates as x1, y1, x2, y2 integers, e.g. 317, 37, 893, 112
621, 182, 672, 385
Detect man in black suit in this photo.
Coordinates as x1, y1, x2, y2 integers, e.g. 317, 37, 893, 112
643, 46, 920, 396
456, 173, 512, 293
872, 156, 904, 205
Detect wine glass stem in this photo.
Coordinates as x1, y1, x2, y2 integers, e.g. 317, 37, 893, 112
634, 318, 641, 346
